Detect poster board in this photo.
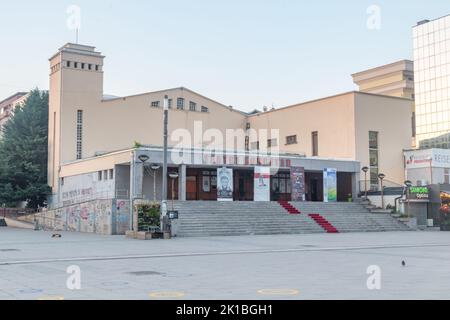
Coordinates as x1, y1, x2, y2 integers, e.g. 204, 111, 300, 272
323, 168, 337, 202
254, 167, 270, 201
217, 167, 233, 201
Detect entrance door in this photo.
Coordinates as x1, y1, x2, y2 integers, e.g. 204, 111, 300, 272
234, 170, 254, 201
311, 179, 319, 202
186, 176, 197, 200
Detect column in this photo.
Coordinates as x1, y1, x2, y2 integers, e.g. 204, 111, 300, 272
178, 164, 187, 201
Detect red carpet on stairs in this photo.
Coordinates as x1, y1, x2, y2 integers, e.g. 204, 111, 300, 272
278, 201, 301, 215
308, 214, 339, 233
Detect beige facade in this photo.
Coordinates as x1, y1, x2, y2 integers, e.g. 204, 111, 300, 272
248, 92, 412, 185
48, 43, 413, 202
48, 44, 247, 194
352, 60, 416, 147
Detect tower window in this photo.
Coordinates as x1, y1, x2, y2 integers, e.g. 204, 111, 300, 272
177, 98, 185, 110
189, 101, 197, 111
67, 61, 71, 68
76, 110, 83, 160
88, 64, 92, 70
74, 62, 78, 68
95, 65, 99, 71
168, 99, 173, 109
81, 63, 85, 69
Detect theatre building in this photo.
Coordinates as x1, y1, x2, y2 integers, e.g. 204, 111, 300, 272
47, 43, 411, 208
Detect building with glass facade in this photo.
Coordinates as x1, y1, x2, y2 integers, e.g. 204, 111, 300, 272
413, 15, 450, 149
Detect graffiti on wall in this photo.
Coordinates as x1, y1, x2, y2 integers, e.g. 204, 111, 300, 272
37, 199, 130, 235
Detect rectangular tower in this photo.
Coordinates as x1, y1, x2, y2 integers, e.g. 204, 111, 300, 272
48, 43, 104, 201
413, 15, 450, 149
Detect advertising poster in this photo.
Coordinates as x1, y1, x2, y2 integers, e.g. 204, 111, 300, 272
254, 167, 271, 201
290, 167, 305, 202
323, 168, 337, 202
217, 167, 233, 201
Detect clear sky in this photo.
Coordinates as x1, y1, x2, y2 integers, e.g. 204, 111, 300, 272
0, 0, 449, 111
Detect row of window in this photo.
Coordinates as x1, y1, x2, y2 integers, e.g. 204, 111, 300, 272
98, 169, 114, 181
248, 133, 318, 156
66, 60, 101, 71
76, 110, 83, 160
151, 98, 209, 113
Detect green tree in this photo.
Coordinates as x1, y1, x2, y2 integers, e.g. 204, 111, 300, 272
0, 89, 50, 209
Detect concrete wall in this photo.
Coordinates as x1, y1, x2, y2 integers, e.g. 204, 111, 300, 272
354, 93, 412, 184
60, 171, 115, 206
37, 199, 130, 235
248, 92, 356, 159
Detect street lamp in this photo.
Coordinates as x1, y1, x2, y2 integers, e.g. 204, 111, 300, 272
404, 180, 413, 218
161, 95, 169, 233
130, 153, 150, 232
378, 173, 386, 209
427, 156, 433, 185
361, 166, 369, 199
150, 164, 161, 203
169, 172, 179, 212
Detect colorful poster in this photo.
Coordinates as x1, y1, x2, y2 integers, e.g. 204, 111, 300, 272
217, 167, 233, 201
323, 168, 337, 202
290, 167, 305, 202
254, 167, 270, 201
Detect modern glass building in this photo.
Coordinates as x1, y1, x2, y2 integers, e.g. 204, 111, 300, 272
413, 15, 450, 149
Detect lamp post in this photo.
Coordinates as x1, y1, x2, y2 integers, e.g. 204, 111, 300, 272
361, 166, 369, 200
161, 95, 169, 232
404, 180, 413, 218
169, 172, 179, 212
378, 173, 386, 209
150, 164, 161, 203
427, 156, 433, 185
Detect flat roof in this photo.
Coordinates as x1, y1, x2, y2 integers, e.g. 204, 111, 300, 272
247, 91, 412, 117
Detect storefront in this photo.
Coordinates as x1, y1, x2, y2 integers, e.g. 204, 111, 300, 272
55, 147, 361, 208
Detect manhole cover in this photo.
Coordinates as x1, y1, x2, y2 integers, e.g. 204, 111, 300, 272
128, 271, 165, 276
0, 249, 20, 252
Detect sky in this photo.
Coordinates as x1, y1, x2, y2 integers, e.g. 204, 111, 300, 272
0, 0, 449, 112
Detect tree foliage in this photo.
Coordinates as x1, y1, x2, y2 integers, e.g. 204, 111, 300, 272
0, 89, 50, 209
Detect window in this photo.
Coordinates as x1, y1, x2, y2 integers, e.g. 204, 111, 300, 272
250, 141, 260, 150
246, 123, 251, 130
74, 62, 78, 68
189, 101, 197, 111
177, 98, 185, 110
66, 61, 71, 68
109, 169, 114, 180
95, 65, 99, 71
286, 135, 298, 145
104, 170, 108, 180
88, 64, 92, 70
369, 131, 379, 185
312, 131, 319, 156
61, 177, 64, 186
272, 173, 291, 194
168, 99, 173, 109
98, 171, 103, 181
151, 101, 160, 108
81, 63, 85, 69
268, 138, 278, 148
201, 106, 209, 113
76, 110, 83, 160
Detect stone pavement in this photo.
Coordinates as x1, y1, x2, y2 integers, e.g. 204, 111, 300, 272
1, 228, 450, 299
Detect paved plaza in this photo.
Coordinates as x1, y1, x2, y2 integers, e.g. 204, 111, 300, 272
1, 228, 450, 300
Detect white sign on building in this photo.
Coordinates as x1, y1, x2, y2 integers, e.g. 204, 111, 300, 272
254, 167, 270, 202
405, 149, 450, 169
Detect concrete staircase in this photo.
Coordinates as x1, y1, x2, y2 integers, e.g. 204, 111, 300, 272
172, 201, 410, 237
290, 202, 410, 233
